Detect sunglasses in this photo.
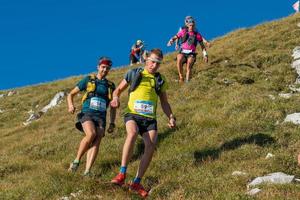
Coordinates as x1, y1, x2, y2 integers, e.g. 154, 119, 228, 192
186, 19, 195, 24
147, 57, 162, 64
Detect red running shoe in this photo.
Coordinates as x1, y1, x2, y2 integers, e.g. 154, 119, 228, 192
111, 173, 126, 186
128, 182, 148, 198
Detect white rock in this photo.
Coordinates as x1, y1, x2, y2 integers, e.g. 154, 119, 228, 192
265, 153, 274, 159
279, 93, 293, 99
297, 23, 300, 28
295, 77, 300, 84
247, 188, 261, 196
292, 59, 300, 70
27, 109, 34, 114
7, 91, 16, 96
23, 92, 65, 126
70, 193, 77, 198
59, 197, 69, 200
268, 94, 276, 100
41, 92, 65, 113
292, 50, 300, 60
293, 46, 300, 59
284, 113, 300, 125
289, 85, 300, 92
294, 46, 300, 53
70, 190, 83, 198
0, 109, 3, 113
248, 172, 295, 187
0, 94, 4, 98
232, 171, 247, 176
23, 122, 30, 126
23, 113, 41, 126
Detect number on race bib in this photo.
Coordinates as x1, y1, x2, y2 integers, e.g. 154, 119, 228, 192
90, 97, 106, 111
181, 49, 193, 54
134, 100, 154, 115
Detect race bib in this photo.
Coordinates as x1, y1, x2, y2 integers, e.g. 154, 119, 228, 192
181, 49, 193, 54
134, 100, 154, 115
90, 97, 106, 111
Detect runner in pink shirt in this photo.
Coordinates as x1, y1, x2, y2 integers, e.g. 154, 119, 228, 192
168, 17, 208, 83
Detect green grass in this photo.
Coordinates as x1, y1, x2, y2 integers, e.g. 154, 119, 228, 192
1, 13, 300, 199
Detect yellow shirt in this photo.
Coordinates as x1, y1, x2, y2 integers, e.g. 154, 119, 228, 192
125, 69, 167, 119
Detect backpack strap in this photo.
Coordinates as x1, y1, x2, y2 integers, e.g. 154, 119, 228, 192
81, 74, 97, 103
154, 72, 164, 95
180, 27, 189, 44
128, 68, 165, 95
128, 68, 144, 94
180, 28, 199, 47
106, 79, 114, 101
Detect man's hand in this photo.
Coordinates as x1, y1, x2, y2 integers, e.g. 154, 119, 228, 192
68, 105, 76, 114
168, 115, 176, 129
167, 39, 173, 47
204, 41, 211, 48
203, 55, 208, 63
107, 123, 115, 133
110, 97, 120, 108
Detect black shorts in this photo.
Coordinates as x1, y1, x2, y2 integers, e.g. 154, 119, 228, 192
179, 52, 197, 64
75, 112, 106, 132
124, 113, 157, 136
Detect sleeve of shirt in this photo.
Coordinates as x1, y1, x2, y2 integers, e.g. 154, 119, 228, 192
76, 76, 89, 91
111, 82, 116, 92
124, 69, 134, 83
124, 68, 143, 83
196, 32, 203, 42
160, 74, 168, 93
176, 29, 185, 38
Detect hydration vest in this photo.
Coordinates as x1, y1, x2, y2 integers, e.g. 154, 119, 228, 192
81, 74, 114, 103
128, 68, 165, 95
180, 27, 198, 46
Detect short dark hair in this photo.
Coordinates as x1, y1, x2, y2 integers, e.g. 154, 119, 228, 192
150, 48, 163, 59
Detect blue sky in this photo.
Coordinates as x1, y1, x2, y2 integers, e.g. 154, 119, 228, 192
0, 0, 297, 90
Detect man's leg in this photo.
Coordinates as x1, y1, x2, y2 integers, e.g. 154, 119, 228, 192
121, 120, 139, 167
75, 121, 97, 161
111, 120, 138, 185
176, 54, 185, 82
130, 54, 134, 66
85, 126, 105, 174
128, 130, 157, 198
135, 130, 158, 178
69, 120, 97, 172
186, 55, 196, 82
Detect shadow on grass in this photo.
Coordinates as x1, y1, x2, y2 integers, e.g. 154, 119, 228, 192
194, 133, 275, 165
131, 126, 177, 161
97, 159, 121, 174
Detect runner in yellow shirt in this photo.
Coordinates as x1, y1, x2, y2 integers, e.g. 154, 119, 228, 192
110, 49, 176, 198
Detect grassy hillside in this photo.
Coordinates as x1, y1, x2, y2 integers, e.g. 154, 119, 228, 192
1, 13, 300, 199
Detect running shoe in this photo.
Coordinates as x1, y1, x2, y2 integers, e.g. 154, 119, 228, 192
128, 181, 148, 198
111, 173, 126, 186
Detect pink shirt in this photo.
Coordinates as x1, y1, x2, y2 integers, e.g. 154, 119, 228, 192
177, 29, 203, 52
